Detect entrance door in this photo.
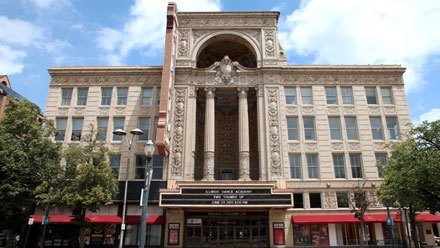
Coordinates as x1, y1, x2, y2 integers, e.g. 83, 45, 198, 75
219, 223, 234, 247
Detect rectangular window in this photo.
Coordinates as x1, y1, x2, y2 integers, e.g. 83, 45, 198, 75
336, 192, 349, 208
55, 118, 67, 141
303, 117, 316, 140
156, 87, 161, 105
287, 117, 299, 140
135, 155, 146, 179
152, 155, 164, 180
112, 117, 125, 141
152, 117, 158, 140
76, 88, 88, 106
109, 155, 120, 175
285, 87, 296, 105
386, 117, 400, 140
309, 193, 322, 208
381, 87, 393, 104
328, 117, 341, 140
345, 117, 359, 140
370, 117, 384, 140
306, 154, 319, 179
101, 87, 112, 105
141, 87, 153, 105
117, 87, 128, 105
325, 87, 337, 104
289, 154, 301, 179
293, 193, 304, 208
375, 153, 388, 178
61, 88, 72, 106
138, 117, 150, 141
332, 154, 346, 178
365, 87, 377, 104
350, 154, 363, 178
341, 87, 353, 104
97, 117, 108, 141
300, 87, 313, 104
71, 118, 84, 141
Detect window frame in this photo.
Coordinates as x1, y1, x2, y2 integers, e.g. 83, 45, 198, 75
76, 87, 88, 106
381, 87, 394, 104
287, 117, 299, 140
300, 87, 313, 104
328, 117, 341, 140
55, 118, 67, 141
386, 116, 400, 140
61, 88, 73, 106
101, 87, 112, 105
375, 153, 388, 178
285, 87, 297, 105
345, 116, 359, 140
303, 117, 316, 140
365, 87, 378, 104
336, 192, 349, 208
341, 86, 353, 104
138, 117, 150, 141
332, 153, 346, 179
71, 117, 84, 141
325, 86, 338, 104
112, 117, 125, 141
141, 87, 153, 106
349, 153, 363, 178
117, 87, 128, 105
370, 117, 384, 140
97, 117, 108, 141
309, 193, 322, 208
109, 155, 121, 176
306, 154, 319, 179
289, 154, 302, 179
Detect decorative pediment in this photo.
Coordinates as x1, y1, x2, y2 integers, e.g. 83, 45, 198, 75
203, 55, 254, 85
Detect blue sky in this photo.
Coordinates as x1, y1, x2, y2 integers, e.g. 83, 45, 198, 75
1, 0, 439, 124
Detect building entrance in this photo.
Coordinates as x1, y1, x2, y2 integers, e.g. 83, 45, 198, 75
185, 212, 268, 248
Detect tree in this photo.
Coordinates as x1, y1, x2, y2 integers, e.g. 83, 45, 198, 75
349, 181, 372, 248
378, 120, 440, 248
50, 126, 118, 248
0, 99, 61, 236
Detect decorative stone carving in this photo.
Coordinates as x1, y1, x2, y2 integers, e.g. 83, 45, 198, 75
98, 107, 109, 116
58, 107, 69, 115
214, 55, 238, 84
281, 74, 402, 86
73, 107, 84, 115
203, 151, 215, 180
374, 142, 387, 150
305, 143, 318, 152
288, 143, 300, 152
348, 142, 361, 151
179, 16, 277, 28
51, 75, 161, 86
242, 30, 261, 45
188, 86, 197, 98
171, 88, 186, 177
302, 106, 315, 115
178, 30, 189, 57
369, 191, 382, 208
327, 106, 339, 115
343, 106, 356, 115
114, 107, 126, 115
264, 30, 275, 57
324, 192, 337, 209
368, 106, 380, 115
383, 106, 396, 115
331, 142, 344, 151
286, 107, 298, 115
267, 88, 282, 177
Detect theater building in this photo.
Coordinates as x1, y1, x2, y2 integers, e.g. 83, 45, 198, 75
39, 3, 440, 247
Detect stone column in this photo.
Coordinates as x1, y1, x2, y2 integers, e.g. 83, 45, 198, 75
238, 87, 251, 181
203, 87, 215, 181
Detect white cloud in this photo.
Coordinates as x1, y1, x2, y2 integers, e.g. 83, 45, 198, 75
0, 45, 26, 74
96, 0, 221, 64
0, 16, 44, 46
29, 0, 71, 9
414, 108, 440, 125
279, 0, 440, 91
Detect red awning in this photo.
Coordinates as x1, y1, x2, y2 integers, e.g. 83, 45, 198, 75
364, 214, 401, 223
291, 215, 359, 224
416, 213, 440, 222
125, 215, 165, 225
30, 215, 122, 224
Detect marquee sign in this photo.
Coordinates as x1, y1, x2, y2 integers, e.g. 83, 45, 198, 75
159, 188, 293, 207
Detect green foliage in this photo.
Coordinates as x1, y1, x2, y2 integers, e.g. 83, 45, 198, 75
0, 99, 61, 231
379, 120, 440, 213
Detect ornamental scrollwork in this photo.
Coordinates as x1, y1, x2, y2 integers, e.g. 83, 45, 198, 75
178, 30, 189, 57
264, 30, 275, 57
171, 88, 186, 177
267, 88, 282, 177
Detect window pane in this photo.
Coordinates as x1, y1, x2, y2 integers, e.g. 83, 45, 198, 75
293, 193, 304, 208
138, 117, 150, 140
328, 117, 341, 140
97, 118, 108, 141
350, 154, 363, 178
332, 154, 345, 178
289, 155, 301, 179
113, 118, 125, 141
77, 88, 88, 105
71, 118, 83, 141
303, 117, 316, 140
287, 117, 299, 140
309, 193, 321, 208
55, 118, 67, 141
152, 155, 164, 180
306, 154, 319, 179
101, 88, 112, 105
381, 87, 393, 104
285, 87, 296, 105
156, 87, 161, 105
345, 117, 358, 140
375, 153, 388, 178
325, 87, 337, 104
300, 87, 313, 104
109, 155, 120, 176
141, 87, 153, 105
341, 87, 353, 104
117, 87, 128, 105
135, 155, 147, 179
365, 87, 377, 104
336, 192, 349, 208
61, 88, 72, 106
386, 117, 399, 140
370, 117, 383, 140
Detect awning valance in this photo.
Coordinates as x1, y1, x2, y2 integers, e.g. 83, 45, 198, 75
291, 215, 359, 224
125, 215, 165, 225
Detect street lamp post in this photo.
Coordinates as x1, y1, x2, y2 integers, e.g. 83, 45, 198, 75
113, 128, 144, 248
384, 200, 396, 248
139, 140, 155, 248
